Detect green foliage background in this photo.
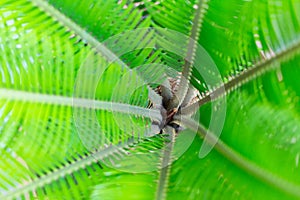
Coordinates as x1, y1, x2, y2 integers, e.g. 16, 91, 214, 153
0, 0, 300, 199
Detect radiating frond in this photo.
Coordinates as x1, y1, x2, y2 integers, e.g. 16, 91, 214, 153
1, 0, 300, 199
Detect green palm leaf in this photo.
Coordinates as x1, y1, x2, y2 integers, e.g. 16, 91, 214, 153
1, 0, 300, 199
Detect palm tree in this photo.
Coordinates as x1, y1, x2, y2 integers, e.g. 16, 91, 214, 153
1, 0, 300, 199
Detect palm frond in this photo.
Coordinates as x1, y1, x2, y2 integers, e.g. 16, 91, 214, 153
181, 39, 300, 115
1, 0, 300, 199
